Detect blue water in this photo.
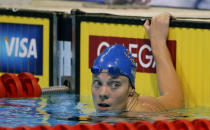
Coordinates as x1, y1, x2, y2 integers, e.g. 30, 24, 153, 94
0, 94, 86, 127
0, 93, 210, 128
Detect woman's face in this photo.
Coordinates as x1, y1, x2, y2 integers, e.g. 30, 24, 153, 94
92, 71, 131, 112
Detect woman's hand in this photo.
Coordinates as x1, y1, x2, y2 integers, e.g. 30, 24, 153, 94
144, 13, 173, 46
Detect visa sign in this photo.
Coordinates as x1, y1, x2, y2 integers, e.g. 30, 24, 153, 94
89, 36, 176, 73
0, 23, 43, 75
4, 37, 37, 58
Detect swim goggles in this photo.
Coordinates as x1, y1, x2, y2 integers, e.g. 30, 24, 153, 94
91, 65, 123, 77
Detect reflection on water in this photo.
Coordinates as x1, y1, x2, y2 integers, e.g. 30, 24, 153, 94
0, 94, 209, 127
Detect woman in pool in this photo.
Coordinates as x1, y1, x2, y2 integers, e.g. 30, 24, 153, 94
91, 13, 184, 112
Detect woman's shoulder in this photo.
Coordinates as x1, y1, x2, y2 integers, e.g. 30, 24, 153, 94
133, 96, 166, 112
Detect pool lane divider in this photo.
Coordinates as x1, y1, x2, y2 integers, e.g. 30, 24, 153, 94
1, 73, 24, 98
18, 72, 42, 97
0, 119, 210, 130
0, 72, 71, 98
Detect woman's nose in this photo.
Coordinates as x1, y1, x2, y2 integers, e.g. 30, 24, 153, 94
99, 95, 108, 101
99, 86, 109, 101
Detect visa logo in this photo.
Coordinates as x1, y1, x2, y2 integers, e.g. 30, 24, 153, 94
4, 37, 38, 59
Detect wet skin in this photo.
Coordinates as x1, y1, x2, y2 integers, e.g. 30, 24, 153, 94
92, 72, 132, 112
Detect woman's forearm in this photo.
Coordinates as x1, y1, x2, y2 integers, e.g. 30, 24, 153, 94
144, 13, 184, 110
152, 40, 184, 109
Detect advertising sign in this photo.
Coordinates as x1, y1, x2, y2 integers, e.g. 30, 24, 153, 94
89, 36, 176, 73
0, 23, 43, 75
79, 20, 210, 108
0, 15, 50, 88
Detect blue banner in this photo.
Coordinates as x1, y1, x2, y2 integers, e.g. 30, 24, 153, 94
0, 23, 43, 75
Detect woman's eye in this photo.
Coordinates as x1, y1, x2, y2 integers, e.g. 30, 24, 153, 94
111, 82, 121, 89
93, 80, 102, 88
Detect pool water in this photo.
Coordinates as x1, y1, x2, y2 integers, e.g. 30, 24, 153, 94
0, 93, 210, 128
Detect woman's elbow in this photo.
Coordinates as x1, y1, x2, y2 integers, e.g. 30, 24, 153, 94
171, 93, 185, 109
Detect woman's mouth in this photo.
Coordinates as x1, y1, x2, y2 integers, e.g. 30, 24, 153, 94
97, 103, 110, 111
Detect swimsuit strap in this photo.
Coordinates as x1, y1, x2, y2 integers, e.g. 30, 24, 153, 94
126, 92, 139, 111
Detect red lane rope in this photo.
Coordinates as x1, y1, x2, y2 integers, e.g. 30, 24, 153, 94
133, 121, 156, 130
0, 127, 13, 130
32, 125, 52, 130
114, 122, 136, 130
0, 72, 41, 98
0, 77, 6, 98
192, 119, 210, 130
14, 126, 31, 130
153, 120, 176, 130
93, 123, 115, 130
1, 119, 210, 130
52, 124, 73, 130
173, 119, 194, 130
18, 72, 41, 97
73, 124, 93, 130
1, 73, 23, 98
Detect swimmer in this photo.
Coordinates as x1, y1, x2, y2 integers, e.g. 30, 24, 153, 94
91, 13, 184, 112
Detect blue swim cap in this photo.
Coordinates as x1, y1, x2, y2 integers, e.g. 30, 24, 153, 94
91, 44, 137, 89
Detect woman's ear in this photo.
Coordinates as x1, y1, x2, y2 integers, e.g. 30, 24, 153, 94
128, 88, 135, 97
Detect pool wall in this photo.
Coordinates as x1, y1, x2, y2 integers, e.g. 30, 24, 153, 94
71, 9, 210, 108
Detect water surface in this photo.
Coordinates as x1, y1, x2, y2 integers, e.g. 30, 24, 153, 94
0, 93, 209, 128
